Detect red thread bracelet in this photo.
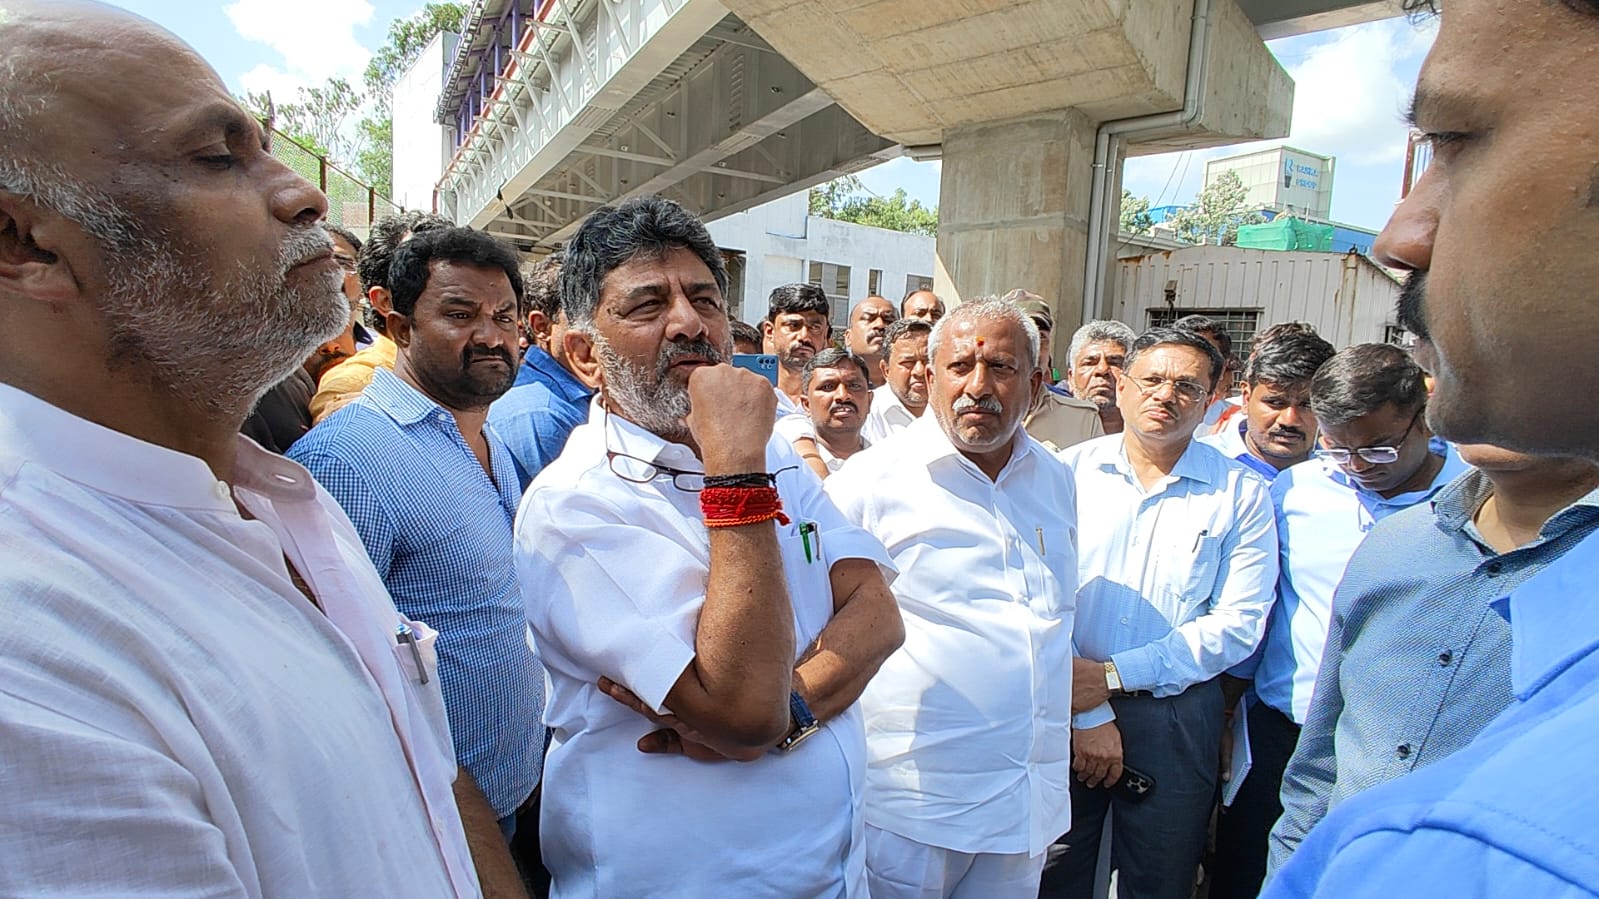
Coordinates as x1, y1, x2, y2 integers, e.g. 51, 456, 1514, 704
701, 486, 790, 528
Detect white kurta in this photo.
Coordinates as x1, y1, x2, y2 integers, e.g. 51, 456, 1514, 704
826, 414, 1079, 857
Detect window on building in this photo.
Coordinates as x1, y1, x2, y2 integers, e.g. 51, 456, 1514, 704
905, 274, 934, 298
1384, 325, 1416, 349
1146, 308, 1263, 361
868, 269, 883, 298
808, 260, 852, 333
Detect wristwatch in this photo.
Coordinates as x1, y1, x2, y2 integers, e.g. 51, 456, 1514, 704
1104, 660, 1124, 694
777, 691, 820, 752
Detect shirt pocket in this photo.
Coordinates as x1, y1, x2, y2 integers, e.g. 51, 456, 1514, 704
391, 618, 456, 763
1179, 532, 1225, 606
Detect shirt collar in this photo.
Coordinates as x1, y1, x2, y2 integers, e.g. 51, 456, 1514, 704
593, 400, 705, 472
1497, 527, 1599, 699
1431, 467, 1493, 531
1093, 434, 1226, 488
0, 382, 316, 511
519, 346, 593, 402
361, 367, 447, 427
902, 409, 1043, 481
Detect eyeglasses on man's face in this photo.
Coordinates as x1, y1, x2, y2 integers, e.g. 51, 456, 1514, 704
1321, 407, 1425, 465
1131, 375, 1210, 405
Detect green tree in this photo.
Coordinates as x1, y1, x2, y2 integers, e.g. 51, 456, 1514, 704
1168, 170, 1266, 246
1119, 189, 1154, 234
808, 176, 938, 236
245, 78, 362, 161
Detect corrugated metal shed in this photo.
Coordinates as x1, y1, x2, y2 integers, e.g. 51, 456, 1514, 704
1112, 245, 1403, 350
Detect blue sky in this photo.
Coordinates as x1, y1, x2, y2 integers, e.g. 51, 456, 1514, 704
111, 0, 1433, 233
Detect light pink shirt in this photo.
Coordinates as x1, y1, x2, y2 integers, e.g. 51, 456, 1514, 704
0, 384, 480, 898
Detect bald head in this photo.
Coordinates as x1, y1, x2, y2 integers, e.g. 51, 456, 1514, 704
0, 0, 344, 436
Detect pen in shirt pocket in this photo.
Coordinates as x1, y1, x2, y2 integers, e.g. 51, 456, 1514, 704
396, 623, 427, 685
1192, 528, 1210, 551
800, 521, 820, 564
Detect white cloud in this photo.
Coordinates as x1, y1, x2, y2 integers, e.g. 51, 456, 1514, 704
1271, 19, 1433, 167
226, 0, 376, 99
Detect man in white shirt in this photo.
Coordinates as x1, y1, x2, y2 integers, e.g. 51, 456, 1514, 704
515, 194, 904, 897
861, 316, 932, 444
1043, 328, 1279, 899
827, 298, 1078, 898
801, 347, 875, 474
844, 295, 899, 388
0, 4, 514, 895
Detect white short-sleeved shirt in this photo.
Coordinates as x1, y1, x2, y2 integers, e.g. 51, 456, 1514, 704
0, 384, 479, 898
826, 414, 1078, 857
515, 402, 896, 898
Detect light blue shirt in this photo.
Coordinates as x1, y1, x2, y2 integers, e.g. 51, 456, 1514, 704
290, 368, 546, 818
1270, 470, 1599, 866
1250, 439, 1467, 723
1059, 434, 1279, 729
1265, 527, 1599, 898
1198, 415, 1288, 481
487, 345, 594, 492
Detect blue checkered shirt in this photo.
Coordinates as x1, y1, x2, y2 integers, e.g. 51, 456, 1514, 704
1269, 468, 1599, 870
289, 368, 545, 817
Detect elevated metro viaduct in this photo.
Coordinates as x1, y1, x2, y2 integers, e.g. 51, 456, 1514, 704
432, 0, 1400, 352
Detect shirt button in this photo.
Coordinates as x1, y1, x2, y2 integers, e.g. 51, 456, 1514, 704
213, 481, 231, 501
1438, 651, 1453, 666
1485, 561, 1504, 576
1120, 617, 1130, 625
1396, 743, 1413, 759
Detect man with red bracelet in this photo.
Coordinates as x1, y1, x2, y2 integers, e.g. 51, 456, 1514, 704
513, 194, 904, 898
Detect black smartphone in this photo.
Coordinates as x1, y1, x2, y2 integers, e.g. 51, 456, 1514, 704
1114, 764, 1156, 803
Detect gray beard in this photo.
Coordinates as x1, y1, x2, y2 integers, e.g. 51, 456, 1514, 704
593, 333, 726, 443
98, 224, 348, 413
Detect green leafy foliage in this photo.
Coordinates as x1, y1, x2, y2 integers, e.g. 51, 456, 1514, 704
1119, 189, 1154, 234
240, 3, 465, 199
1167, 170, 1267, 246
808, 175, 938, 236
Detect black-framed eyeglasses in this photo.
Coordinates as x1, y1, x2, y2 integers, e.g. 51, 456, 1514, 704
603, 410, 705, 491
1132, 375, 1210, 405
1322, 407, 1425, 465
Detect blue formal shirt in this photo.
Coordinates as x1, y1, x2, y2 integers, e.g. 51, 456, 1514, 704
1270, 470, 1599, 867
1265, 526, 1599, 898
1248, 439, 1468, 723
1060, 434, 1278, 729
487, 345, 593, 491
289, 368, 545, 817
1198, 415, 1287, 481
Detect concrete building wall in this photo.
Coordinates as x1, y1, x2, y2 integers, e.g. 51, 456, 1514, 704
1112, 245, 1401, 352
706, 192, 936, 327
392, 31, 459, 214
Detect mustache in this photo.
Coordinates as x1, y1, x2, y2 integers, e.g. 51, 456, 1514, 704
464, 345, 516, 367
1267, 427, 1305, 440
1396, 271, 1430, 340
952, 394, 1003, 414
656, 336, 725, 377
281, 224, 334, 271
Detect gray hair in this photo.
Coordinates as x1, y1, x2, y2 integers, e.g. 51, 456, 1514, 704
560, 194, 727, 331
0, 54, 139, 248
927, 296, 1040, 372
1068, 319, 1137, 370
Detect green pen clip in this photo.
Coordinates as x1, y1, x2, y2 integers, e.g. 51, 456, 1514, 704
800, 521, 816, 563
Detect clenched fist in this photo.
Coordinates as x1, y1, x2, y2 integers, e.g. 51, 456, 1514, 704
686, 364, 777, 473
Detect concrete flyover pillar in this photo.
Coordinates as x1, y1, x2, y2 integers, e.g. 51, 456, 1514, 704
722, 0, 1296, 339
934, 111, 1098, 347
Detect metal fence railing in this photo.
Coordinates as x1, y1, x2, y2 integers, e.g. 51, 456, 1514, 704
264, 122, 404, 240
